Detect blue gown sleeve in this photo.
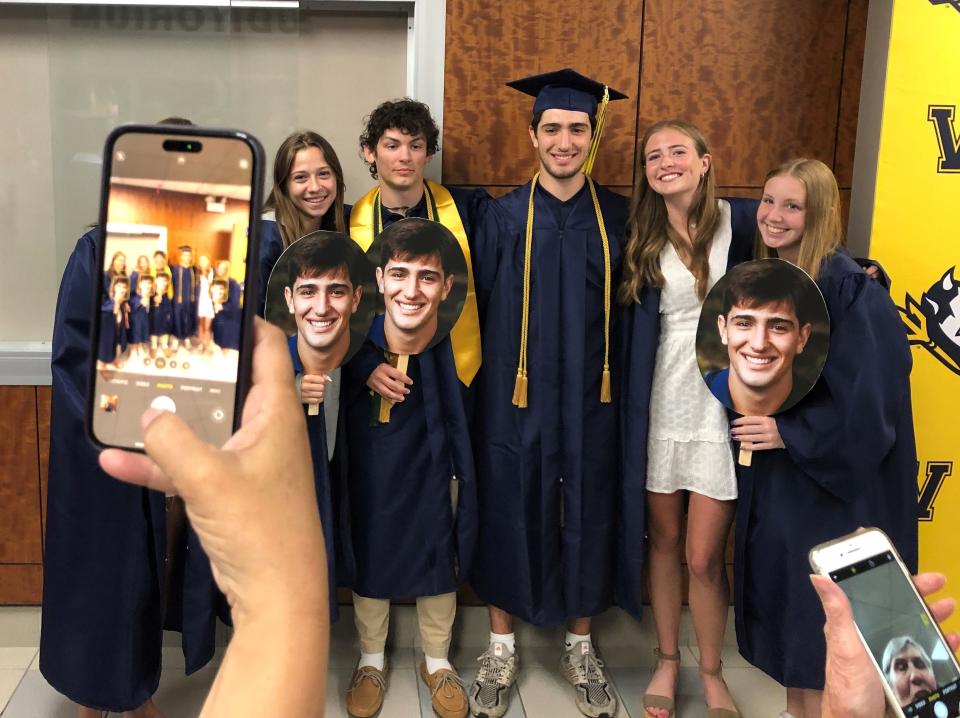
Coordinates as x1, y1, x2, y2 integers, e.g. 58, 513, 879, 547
448, 186, 492, 237
775, 263, 913, 503
616, 284, 660, 618
852, 257, 892, 291
42, 229, 169, 707
724, 196, 759, 268
257, 219, 284, 316
467, 198, 508, 323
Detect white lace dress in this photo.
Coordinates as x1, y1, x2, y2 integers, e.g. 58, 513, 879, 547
197, 270, 215, 319
645, 201, 737, 500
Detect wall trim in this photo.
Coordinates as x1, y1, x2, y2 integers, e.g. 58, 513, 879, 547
847, 0, 893, 256
0, 343, 53, 385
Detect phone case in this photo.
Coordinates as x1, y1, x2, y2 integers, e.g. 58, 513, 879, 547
86, 123, 265, 452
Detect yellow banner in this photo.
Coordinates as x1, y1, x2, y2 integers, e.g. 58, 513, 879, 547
871, 0, 960, 631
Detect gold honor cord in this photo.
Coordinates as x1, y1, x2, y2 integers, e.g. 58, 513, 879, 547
587, 175, 613, 403
512, 173, 613, 408
582, 86, 610, 177
512, 172, 540, 408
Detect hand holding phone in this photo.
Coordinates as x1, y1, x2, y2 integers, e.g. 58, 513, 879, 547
810, 529, 960, 718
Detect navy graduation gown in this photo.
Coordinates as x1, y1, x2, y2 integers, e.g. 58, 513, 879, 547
227, 277, 242, 307
212, 300, 242, 350
616, 197, 758, 619
150, 294, 173, 336
733, 249, 918, 689
128, 294, 151, 344
170, 265, 196, 339
287, 336, 355, 622
97, 299, 130, 362
41, 229, 224, 711
256, 219, 282, 316
343, 316, 477, 599
468, 181, 627, 626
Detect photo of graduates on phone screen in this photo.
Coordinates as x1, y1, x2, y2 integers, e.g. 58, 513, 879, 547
97, 242, 244, 374
95, 164, 251, 385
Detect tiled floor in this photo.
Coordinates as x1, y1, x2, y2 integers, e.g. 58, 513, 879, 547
0, 605, 785, 717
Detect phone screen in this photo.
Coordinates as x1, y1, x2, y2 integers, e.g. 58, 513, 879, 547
91, 131, 256, 449
833, 552, 960, 718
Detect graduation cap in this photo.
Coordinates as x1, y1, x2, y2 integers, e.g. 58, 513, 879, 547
506, 68, 628, 175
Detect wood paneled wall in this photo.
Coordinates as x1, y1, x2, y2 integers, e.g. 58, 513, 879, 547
443, 0, 868, 215
108, 185, 248, 270
0, 387, 49, 603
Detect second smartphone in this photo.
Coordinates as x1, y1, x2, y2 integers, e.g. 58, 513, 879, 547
810, 528, 960, 718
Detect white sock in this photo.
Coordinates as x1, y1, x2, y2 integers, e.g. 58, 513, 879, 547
424, 654, 453, 674
359, 651, 385, 670
565, 631, 592, 651
490, 631, 516, 654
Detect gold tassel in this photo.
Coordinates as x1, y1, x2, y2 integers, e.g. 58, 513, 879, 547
514, 373, 528, 409
600, 367, 611, 403
583, 86, 610, 177
512, 371, 524, 406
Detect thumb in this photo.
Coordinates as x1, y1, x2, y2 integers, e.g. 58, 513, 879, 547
811, 574, 853, 625
142, 409, 220, 499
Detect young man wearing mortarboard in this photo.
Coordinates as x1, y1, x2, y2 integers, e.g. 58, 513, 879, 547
170, 245, 197, 349
342, 99, 486, 718
467, 69, 629, 718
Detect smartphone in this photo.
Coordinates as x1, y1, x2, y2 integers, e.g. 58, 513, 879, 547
87, 124, 264, 450
810, 528, 960, 718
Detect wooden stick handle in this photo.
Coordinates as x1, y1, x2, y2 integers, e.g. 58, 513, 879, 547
378, 354, 409, 424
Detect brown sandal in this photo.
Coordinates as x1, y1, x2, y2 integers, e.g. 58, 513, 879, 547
643, 647, 681, 718
699, 660, 741, 718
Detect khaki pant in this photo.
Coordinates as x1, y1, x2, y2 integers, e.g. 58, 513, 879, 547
352, 591, 457, 658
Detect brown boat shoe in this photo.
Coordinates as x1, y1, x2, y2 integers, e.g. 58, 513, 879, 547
419, 661, 468, 718
346, 662, 387, 717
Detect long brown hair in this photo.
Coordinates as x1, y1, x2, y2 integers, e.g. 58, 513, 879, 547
756, 158, 841, 280
107, 251, 127, 280
263, 131, 346, 248
619, 119, 721, 304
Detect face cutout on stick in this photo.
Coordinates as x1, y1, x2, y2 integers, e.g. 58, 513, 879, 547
696, 258, 829, 417
265, 231, 377, 374
366, 217, 468, 355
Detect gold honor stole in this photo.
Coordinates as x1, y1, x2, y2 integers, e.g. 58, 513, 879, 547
350, 180, 482, 387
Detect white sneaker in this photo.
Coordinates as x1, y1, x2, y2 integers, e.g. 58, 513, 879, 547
469, 642, 519, 718
560, 641, 617, 718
